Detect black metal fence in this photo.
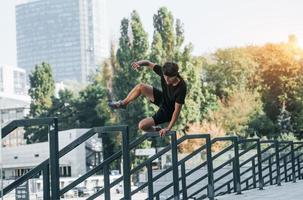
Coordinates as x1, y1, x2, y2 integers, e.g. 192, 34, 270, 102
1, 118, 303, 200
1, 118, 59, 199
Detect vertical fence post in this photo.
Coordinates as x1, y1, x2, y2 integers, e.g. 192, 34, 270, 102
252, 158, 257, 188
275, 140, 281, 186
206, 134, 214, 200
49, 118, 60, 199
233, 160, 236, 192
43, 164, 50, 200
233, 137, 241, 194
181, 162, 187, 200
122, 126, 131, 200
291, 142, 296, 183
256, 140, 263, 190
147, 161, 154, 200
103, 162, 111, 200
101, 131, 111, 200
171, 131, 180, 200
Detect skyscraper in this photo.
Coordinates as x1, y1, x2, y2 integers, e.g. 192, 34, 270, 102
16, 0, 108, 83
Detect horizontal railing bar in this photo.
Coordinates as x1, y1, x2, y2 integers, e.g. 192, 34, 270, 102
212, 136, 237, 143
2, 117, 56, 138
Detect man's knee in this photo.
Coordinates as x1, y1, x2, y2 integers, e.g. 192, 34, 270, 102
138, 120, 151, 131
138, 121, 146, 130
136, 83, 146, 92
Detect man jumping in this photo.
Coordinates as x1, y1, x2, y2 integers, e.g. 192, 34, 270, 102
108, 60, 187, 137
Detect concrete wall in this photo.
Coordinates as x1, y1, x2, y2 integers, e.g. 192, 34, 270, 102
2, 128, 90, 178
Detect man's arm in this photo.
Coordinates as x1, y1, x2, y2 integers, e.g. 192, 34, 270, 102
159, 103, 183, 137
132, 60, 155, 70
167, 103, 182, 130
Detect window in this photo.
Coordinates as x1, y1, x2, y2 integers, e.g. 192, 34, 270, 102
13, 70, 26, 94
15, 168, 30, 177
67, 166, 71, 176
59, 166, 72, 177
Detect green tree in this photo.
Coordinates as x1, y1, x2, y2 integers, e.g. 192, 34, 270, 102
248, 43, 302, 123
47, 89, 77, 131
150, 31, 164, 65
204, 48, 258, 99
28, 62, 55, 117
149, 30, 164, 90
276, 104, 294, 136
292, 118, 303, 138
116, 18, 132, 70
98, 60, 112, 91
112, 8, 217, 139
247, 114, 276, 138
174, 19, 185, 61
130, 10, 149, 60
151, 7, 216, 134
207, 90, 263, 138
95, 41, 119, 104
175, 44, 204, 132
25, 62, 55, 143
74, 83, 110, 128
151, 7, 209, 133
153, 7, 175, 60
292, 98, 303, 138
113, 11, 149, 136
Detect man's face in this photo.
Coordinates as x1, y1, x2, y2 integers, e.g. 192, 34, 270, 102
164, 75, 177, 85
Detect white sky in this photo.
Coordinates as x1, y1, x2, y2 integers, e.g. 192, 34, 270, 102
1, 0, 303, 66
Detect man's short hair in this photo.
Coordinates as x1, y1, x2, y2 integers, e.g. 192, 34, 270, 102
163, 62, 179, 77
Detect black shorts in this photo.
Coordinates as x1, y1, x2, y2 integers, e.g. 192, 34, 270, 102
151, 87, 173, 125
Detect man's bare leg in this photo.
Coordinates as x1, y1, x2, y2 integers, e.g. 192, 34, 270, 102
138, 117, 156, 131
109, 83, 154, 109
138, 117, 161, 132
122, 83, 154, 105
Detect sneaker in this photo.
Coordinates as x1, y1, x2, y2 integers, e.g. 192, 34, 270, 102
108, 100, 126, 109
152, 126, 162, 131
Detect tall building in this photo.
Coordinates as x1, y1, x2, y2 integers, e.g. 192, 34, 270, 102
0, 65, 30, 147
0, 65, 30, 118
16, 0, 108, 83
0, 65, 27, 97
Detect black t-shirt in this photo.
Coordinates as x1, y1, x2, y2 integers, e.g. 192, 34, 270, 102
153, 65, 187, 111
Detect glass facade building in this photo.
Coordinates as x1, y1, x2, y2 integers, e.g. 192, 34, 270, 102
16, 0, 108, 83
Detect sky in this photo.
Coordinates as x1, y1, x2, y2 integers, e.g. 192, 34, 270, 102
1, 0, 303, 67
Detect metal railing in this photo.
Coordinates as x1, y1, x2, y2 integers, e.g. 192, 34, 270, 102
59, 125, 131, 200
1, 121, 131, 200
2, 118, 303, 200
1, 118, 59, 199
147, 136, 303, 200
70, 131, 182, 200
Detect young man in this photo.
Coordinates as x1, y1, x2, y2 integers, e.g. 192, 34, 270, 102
108, 60, 187, 137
